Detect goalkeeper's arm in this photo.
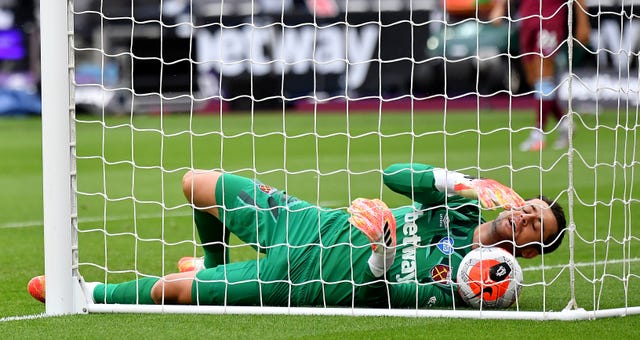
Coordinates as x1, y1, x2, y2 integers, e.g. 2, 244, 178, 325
432, 168, 525, 209
382, 163, 525, 210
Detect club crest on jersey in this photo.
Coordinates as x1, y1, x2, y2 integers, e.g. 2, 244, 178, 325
430, 264, 451, 286
258, 184, 276, 195
437, 236, 454, 255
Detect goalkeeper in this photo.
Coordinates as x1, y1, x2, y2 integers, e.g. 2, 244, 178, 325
29, 163, 566, 308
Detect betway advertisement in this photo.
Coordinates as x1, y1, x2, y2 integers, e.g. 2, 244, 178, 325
112, 7, 640, 112
194, 11, 431, 109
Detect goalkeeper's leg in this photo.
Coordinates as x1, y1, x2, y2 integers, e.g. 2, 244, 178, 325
182, 171, 229, 270
28, 272, 196, 304
30, 259, 285, 305
182, 169, 297, 249
92, 272, 196, 304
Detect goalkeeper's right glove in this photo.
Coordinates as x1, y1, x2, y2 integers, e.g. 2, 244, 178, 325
433, 168, 525, 210
348, 198, 397, 278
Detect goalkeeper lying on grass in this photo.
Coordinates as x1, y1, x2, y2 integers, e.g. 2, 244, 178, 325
29, 163, 566, 308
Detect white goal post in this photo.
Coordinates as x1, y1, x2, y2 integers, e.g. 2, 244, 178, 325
40, 0, 640, 319
40, 0, 85, 315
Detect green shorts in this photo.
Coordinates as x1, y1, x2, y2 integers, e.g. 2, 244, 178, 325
192, 173, 346, 306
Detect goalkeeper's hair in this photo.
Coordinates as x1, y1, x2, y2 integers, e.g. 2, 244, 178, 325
533, 195, 567, 255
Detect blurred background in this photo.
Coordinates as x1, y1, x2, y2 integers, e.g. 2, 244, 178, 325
4, 0, 640, 115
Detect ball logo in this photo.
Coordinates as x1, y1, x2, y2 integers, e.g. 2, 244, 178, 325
489, 262, 511, 282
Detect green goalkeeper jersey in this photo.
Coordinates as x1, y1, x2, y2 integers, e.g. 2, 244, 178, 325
193, 163, 482, 309
310, 163, 483, 308
365, 163, 482, 308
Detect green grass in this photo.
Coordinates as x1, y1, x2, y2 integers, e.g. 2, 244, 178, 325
0, 109, 639, 336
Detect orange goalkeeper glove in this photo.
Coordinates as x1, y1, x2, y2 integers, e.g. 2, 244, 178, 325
453, 177, 525, 210
348, 198, 397, 277
433, 168, 525, 210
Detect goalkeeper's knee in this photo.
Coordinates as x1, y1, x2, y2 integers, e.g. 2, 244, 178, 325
150, 272, 196, 304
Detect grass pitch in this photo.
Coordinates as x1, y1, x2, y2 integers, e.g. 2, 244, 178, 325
0, 109, 639, 336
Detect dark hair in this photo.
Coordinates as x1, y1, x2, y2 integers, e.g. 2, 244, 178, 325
533, 195, 567, 254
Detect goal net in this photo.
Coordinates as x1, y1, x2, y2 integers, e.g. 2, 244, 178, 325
40, 0, 639, 319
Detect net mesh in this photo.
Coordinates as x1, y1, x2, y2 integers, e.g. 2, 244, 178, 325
62, 0, 640, 318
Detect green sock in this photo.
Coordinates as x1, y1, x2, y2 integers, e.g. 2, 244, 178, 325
194, 210, 229, 268
93, 277, 159, 304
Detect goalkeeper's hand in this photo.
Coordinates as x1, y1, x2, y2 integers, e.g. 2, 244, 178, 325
348, 198, 397, 277
434, 168, 526, 210
453, 177, 525, 210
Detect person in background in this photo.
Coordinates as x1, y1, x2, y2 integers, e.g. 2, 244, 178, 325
491, 0, 591, 151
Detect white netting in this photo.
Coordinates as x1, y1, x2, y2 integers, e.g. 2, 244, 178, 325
39, 0, 640, 319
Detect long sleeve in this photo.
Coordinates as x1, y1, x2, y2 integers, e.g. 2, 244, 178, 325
383, 163, 447, 206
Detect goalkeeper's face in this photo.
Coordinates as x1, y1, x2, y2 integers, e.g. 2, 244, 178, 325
490, 198, 557, 258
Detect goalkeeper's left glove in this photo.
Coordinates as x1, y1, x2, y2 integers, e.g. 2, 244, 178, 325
433, 168, 525, 210
348, 198, 397, 277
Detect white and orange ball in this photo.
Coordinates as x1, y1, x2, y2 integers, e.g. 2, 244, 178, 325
457, 247, 523, 309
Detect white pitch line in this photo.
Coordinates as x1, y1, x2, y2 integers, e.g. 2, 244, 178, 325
0, 221, 41, 229
522, 257, 640, 272
0, 313, 49, 322
0, 212, 194, 229
0, 201, 345, 230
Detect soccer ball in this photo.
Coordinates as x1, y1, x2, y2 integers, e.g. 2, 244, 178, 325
456, 247, 523, 309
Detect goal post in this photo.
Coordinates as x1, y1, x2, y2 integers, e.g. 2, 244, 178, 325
40, 0, 86, 315
38, 0, 640, 319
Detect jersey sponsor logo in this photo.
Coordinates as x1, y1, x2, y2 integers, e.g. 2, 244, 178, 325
437, 236, 454, 255
396, 210, 424, 283
429, 264, 451, 284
